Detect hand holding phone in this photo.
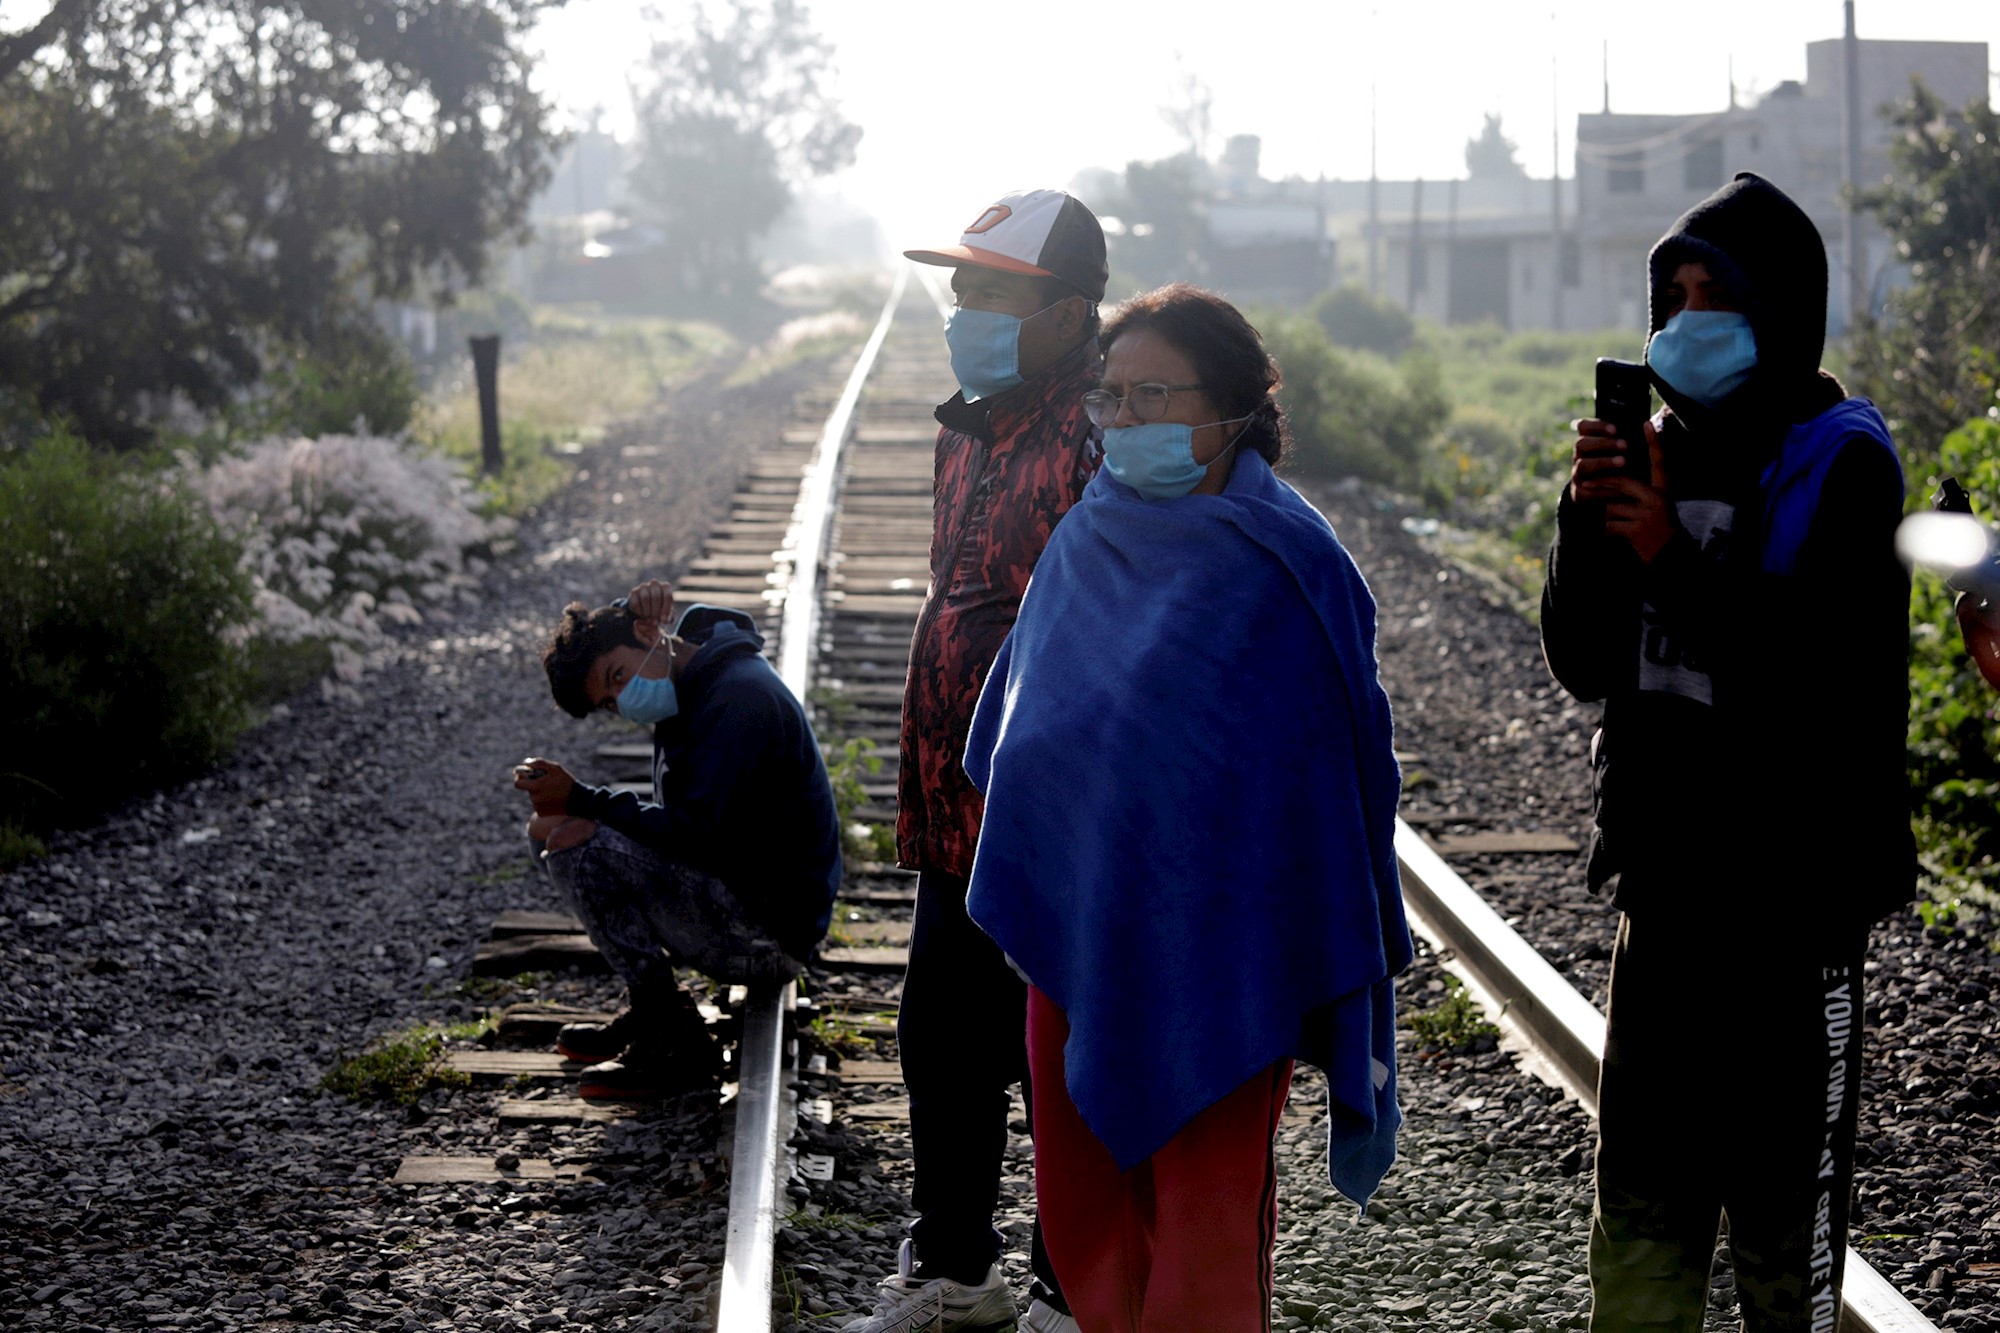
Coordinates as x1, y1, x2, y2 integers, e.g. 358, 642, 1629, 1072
1594, 358, 1653, 482
511, 757, 575, 816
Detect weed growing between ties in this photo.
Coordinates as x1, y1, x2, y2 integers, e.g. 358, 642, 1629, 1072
1407, 983, 1501, 1054
321, 1022, 487, 1106
822, 735, 897, 864
777, 1261, 852, 1324
446, 973, 543, 1003
806, 1013, 880, 1060
784, 1206, 883, 1234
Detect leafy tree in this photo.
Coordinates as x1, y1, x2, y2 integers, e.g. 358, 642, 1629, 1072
1160, 68, 1214, 163
626, 0, 859, 298
1113, 155, 1208, 292
0, 0, 563, 448
1853, 82, 2000, 467
1465, 113, 1527, 180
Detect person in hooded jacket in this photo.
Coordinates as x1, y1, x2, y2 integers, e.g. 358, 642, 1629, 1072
513, 579, 841, 1102
1542, 173, 1913, 1331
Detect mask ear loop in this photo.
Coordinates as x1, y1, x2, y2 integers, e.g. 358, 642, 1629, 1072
1201, 412, 1258, 469
631, 629, 668, 680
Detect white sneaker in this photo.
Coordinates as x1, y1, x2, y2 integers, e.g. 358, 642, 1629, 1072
840, 1237, 1018, 1332
1019, 1297, 1079, 1333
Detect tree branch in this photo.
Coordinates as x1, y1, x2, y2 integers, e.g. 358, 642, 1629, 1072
0, 0, 94, 82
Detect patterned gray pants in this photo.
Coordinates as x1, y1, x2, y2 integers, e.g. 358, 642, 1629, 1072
535, 824, 802, 988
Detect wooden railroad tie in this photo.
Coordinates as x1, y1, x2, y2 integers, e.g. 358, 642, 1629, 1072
1424, 831, 1581, 856
392, 1156, 588, 1185
817, 946, 909, 973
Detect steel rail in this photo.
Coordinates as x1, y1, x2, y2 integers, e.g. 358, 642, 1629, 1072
1394, 819, 1937, 1333
712, 267, 908, 1333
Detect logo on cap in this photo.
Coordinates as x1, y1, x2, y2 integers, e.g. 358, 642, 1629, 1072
964, 205, 1012, 235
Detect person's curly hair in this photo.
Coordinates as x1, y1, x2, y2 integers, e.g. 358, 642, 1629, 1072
542, 601, 644, 719
1099, 282, 1293, 466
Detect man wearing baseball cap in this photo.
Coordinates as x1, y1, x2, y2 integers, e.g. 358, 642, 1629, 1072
843, 190, 1106, 1333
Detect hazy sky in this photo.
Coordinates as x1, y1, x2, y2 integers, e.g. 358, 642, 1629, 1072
531, 0, 2000, 248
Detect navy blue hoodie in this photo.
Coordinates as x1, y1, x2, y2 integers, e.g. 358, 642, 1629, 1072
565, 605, 841, 959
1540, 173, 1913, 936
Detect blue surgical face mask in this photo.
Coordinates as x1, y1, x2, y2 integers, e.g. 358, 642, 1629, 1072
616, 638, 678, 726
1646, 309, 1758, 408
944, 299, 1064, 403
1101, 416, 1252, 500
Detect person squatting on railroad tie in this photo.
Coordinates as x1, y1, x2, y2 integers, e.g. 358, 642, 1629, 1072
964, 283, 1414, 1333
510, 578, 842, 1103
1540, 172, 1914, 1332
842, 189, 1107, 1333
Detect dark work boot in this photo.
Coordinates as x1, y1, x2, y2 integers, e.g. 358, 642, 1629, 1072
576, 989, 721, 1101
557, 981, 677, 1065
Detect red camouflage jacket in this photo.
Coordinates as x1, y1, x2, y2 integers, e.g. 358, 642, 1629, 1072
896, 339, 1103, 876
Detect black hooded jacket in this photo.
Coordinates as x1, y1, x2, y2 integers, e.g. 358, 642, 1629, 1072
1540, 173, 1913, 934
564, 605, 841, 959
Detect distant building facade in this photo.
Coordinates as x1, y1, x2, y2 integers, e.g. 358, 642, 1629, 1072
1377, 36, 1988, 333
1198, 136, 1336, 305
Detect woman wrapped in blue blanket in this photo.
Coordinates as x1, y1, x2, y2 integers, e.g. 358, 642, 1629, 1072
963, 283, 1413, 1333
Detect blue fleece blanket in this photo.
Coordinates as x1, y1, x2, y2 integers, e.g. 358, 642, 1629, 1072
964, 452, 1413, 1203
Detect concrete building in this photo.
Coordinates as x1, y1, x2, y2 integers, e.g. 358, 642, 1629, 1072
1378, 35, 1989, 333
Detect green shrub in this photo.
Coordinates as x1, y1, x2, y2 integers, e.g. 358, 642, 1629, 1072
1312, 285, 1415, 356
1263, 314, 1449, 489
0, 429, 254, 840
1905, 419, 2000, 914
251, 323, 420, 440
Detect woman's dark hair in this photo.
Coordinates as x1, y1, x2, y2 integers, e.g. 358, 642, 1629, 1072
1098, 282, 1291, 466
543, 602, 644, 719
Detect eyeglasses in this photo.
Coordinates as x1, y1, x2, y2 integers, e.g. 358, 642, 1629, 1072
1081, 383, 1206, 429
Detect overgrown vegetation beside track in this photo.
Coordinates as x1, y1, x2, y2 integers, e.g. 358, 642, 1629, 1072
415, 306, 737, 514
1261, 288, 1636, 600
0, 431, 256, 863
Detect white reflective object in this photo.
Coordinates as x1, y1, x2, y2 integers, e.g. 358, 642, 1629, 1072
1895, 510, 1990, 573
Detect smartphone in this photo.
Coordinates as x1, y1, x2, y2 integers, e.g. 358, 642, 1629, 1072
1594, 358, 1653, 481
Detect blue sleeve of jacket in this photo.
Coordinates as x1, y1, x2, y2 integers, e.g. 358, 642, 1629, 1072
565, 678, 788, 871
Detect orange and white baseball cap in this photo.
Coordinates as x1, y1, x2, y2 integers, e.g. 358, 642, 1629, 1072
905, 189, 1108, 303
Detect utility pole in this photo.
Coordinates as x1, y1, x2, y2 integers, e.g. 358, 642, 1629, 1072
1842, 0, 1868, 329
1602, 39, 1610, 114
1406, 177, 1425, 313
1368, 79, 1381, 297
1445, 177, 1459, 324
1315, 172, 1332, 294
1551, 15, 1564, 331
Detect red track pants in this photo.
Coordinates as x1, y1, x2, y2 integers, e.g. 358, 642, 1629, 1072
1026, 986, 1293, 1333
